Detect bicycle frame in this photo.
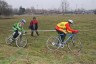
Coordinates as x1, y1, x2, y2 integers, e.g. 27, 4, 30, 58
58, 34, 75, 45
46, 33, 81, 51
6, 31, 27, 48
15, 32, 27, 48
15, 32, 25, 40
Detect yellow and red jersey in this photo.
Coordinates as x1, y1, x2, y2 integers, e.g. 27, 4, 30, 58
55, 22, 75, 33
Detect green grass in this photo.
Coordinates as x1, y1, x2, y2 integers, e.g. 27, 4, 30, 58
0, 14, 96, 64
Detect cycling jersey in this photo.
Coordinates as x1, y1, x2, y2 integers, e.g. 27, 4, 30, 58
55, 22, 75, 33
12, 22, 24, 32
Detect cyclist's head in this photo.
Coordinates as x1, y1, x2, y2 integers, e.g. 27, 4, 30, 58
68, 20, 74, 24
21, 19, 26, 24
33, 17, 36, 19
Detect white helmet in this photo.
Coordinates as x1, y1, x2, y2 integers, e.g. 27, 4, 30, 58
21, 19, 26, 24
68, 20, 74, 24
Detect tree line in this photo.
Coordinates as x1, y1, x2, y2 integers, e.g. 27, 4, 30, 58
0, 0, 96, 16
0, 0, 13, 16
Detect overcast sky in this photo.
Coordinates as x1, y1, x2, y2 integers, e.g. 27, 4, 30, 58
4, 0, 96, 10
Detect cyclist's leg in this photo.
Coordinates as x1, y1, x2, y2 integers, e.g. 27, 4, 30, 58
61, 33, 66, 43
56, 30, 66, 43
18, 31, 22, 40
35, 26, 39, 36
35, 30, 39, 36
35, 24, 39, 36
18, 32, 21, 36
13, 30, 19, 39
30, 26, 34, 36
30, 25, 34, 36
12, 32, 15, 35
31, 30, 34, 36
55, 29, 65, 47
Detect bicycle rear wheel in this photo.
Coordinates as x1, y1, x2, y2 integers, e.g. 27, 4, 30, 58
46, 36, 61, 51
67, 35, 82, 52
5, 35, 13, 45
16, 36, 28, 48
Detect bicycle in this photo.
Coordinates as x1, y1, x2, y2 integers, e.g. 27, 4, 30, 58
46, 33, 82, 52
5, 32, 28, 48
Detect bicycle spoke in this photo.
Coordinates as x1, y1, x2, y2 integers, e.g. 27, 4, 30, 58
67, 35, 82, 52
46, 36, 60, 51
6, 35, 13, 45
16, 37, 27, 48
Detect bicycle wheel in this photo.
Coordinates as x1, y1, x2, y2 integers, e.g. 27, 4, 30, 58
46, 36, 61, 51
67, 35, 82, 52
5, 35, 13, 45
16, 36, 28, 48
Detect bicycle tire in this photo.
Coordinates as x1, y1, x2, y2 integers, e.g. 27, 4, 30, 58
67, 35, 82, 52
46, 36, 61, 51
16, 36, 28, 48
5, 35, 13, 45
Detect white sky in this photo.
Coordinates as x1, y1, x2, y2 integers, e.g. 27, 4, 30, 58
4, 0, 96, 10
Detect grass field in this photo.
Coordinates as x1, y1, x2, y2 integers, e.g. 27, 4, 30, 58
0, 14, 96, 64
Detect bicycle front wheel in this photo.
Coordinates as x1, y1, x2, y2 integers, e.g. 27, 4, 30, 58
16, 36, 28, 48
67, 35, 82, 52
5, 35, 13, 45
46, 36, 61, 51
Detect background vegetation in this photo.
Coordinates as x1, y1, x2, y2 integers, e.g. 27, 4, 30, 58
0, 0, 96, 17
0, 14, 96, 64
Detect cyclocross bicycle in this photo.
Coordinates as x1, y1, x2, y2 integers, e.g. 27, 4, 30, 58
5, 32, 28, 48
46, 33, 82, 52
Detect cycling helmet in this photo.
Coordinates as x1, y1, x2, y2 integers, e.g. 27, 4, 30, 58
21, 19, 26, 24
68, 20, 74, 24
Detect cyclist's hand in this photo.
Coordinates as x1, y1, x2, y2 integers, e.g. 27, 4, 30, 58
72, 31, 75, 34
75, 30, 79, 33
72, 30, 79, 34
63, 31, 67, 34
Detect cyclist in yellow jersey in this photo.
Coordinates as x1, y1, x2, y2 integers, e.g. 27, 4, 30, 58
55, 20, 78, 42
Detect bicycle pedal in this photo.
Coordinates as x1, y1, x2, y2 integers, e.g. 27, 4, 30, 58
59, 43, 62, 46
61, 45, 64, 48
59, 44, 64, 48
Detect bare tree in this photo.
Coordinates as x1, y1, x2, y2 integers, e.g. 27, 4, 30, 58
0, 0, 13, 16
61, 0, 69, 15
18, 6, 25, 15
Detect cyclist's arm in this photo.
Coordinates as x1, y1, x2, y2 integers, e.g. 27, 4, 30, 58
12, 27, 17, 31
12, 23, 19, 31
57, 28, 67, 34
21, 27, 25, 33
60, 29, 67, 34
65, 23, 75, 33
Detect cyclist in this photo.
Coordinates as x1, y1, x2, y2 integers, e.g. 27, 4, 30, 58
12, 19, 26, 40
29, 17, 39, 36
55, 20, 78, 46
